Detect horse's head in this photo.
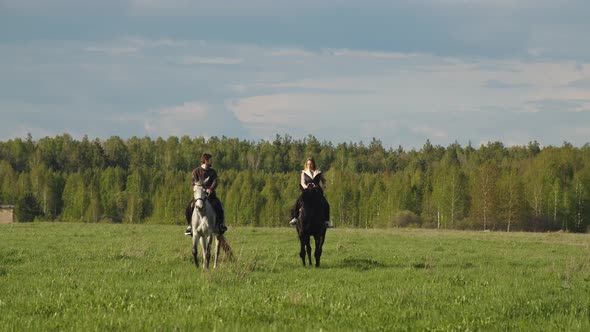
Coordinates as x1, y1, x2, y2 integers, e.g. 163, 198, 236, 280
193, 181, 207, 210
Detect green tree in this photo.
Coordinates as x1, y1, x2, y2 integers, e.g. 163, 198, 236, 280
259, 175, 282, 226
0, 160, 17, 204
99, 167, 126, 222
124, 168, 148, 224
470, 162, 499, 230
103, 136, 129, 169
497, 167, 525, 232
15, 191, 41, 222
62, 172, 88, 222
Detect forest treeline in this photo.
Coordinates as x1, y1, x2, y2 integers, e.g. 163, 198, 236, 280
1, 133, 589, 232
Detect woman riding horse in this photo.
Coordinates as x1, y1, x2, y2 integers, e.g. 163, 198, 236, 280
296, 184, 327, 267
289, 157, 333, 228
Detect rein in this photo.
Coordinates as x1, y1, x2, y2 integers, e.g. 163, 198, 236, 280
194, 184, 209, 211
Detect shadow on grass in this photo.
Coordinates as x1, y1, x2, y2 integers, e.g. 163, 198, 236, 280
338, 258, 387, 270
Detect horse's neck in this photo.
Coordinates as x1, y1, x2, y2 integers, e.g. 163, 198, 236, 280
195, 201, 215, 225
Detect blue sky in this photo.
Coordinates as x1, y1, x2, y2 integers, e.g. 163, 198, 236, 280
1, 0, 589, 149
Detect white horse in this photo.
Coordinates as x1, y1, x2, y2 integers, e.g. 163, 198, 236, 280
191, 181, 221, 270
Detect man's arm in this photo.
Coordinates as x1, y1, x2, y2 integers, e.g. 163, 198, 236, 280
207, 169, 219, 191
191, 168, 199, 185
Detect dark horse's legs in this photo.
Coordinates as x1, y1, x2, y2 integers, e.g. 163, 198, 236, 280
300, 235, 326, 267
306, 238, 312, 266
299, 237, 305, 266
314, 235, 325, 267
299, 236, 325, 267
299, 235, 312, 266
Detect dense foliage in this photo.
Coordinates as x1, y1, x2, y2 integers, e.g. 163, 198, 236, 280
1, 133, 589, 232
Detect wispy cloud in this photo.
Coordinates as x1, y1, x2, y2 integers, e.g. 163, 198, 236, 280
266, 48, 315, 57
564, 78, 590, 89
410, 125, 448, 139
226, 94, 308, 124
85, 46, 139, 56
327, 48, 419, 59
525, 99, 590, 113
181, 56, 242, 65
144, 102, 208, 136
2, 0, 590, 148
484, 79, 532, 89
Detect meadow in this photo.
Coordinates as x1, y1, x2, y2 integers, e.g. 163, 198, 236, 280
1, 223, 589, 331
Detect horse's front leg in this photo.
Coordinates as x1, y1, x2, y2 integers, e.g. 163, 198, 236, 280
213, 235, 221, 269
306, 237, 312, 266
314, 235, 325, 267
191, 209, 199, 269
199, 234, 209, 270
205, 234, 214, 269
192, 234, 199, 269
299, 236, 307, 266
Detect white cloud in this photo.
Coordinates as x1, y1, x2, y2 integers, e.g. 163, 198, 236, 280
144, 103, 209, 136
226, 94, 312, 124
410, 125, 448, 139
2, 37, 590, 147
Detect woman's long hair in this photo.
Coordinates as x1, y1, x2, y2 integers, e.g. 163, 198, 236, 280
304, 157, 316, 171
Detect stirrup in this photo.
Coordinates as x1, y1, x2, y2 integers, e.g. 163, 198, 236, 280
289, 218, 298, 226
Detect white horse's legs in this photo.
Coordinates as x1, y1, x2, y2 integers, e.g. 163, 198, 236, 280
213, 236, 221, 268
191, 199, 227, 271
192, 233, 199, 268
192, 208, 200, 269
199, 234, 209, 270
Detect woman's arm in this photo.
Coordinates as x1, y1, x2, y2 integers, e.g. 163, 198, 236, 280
300, 172, 308, 189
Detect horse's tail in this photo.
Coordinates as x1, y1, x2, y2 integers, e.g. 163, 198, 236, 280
219, 235, 235, 261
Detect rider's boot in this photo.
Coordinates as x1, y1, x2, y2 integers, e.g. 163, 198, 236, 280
217, 208, 227, 234
184, 200, 194, 235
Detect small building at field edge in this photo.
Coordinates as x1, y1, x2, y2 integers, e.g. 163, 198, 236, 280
0, 205, 15, 224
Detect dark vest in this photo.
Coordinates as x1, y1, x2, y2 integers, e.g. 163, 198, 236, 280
303, 172, 322, 187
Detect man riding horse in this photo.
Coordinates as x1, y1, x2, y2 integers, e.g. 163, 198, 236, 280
184, 153, 227, 236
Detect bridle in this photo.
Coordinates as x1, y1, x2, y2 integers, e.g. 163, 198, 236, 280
194, 185, 208, 211
195, 197, 206, 208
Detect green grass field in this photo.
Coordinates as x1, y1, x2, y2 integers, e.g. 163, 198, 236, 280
1, 223, 590, 331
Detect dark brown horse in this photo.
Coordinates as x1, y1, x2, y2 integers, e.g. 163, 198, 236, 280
296, 186, 327, 267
